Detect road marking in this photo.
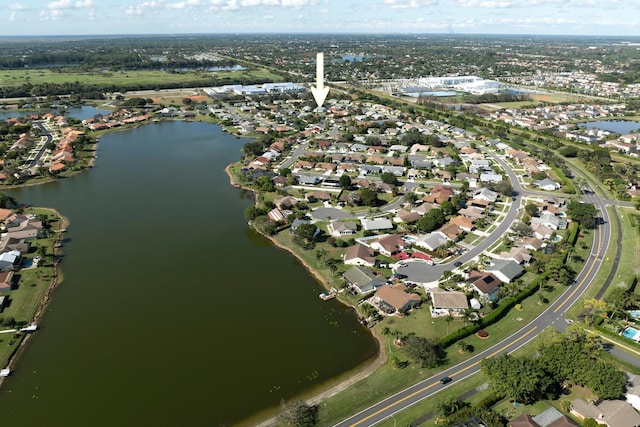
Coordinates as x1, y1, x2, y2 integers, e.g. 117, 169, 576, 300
348, 327, 538, 427
553, 218, 604, 314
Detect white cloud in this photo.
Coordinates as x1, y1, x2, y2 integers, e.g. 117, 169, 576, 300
263, 13, 274, 18
167, 0, 202, 9
125, 0, 166, 16
47, 0, 93, 10
383, 0, 438, 8
8, 3, 28, 11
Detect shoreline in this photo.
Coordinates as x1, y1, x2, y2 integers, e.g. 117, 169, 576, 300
0, 207, 69, 389
225, 163, 388, 426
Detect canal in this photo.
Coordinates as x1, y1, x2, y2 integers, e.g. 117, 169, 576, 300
0, 120, 377, 426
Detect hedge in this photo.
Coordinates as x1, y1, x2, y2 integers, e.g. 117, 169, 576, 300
440, 273, 548, 348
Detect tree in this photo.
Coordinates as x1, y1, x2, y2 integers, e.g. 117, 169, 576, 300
295, 223, 319, 242
339, 174, 352, 189
524, 202, 539, 217
380, 172, 397, 185
404, 335, 443, 368
566, 199, 597, 229
481, 354, 556, 404
359, 187, 379, 207
417, 209, 445, 233
279, 400, 319, 427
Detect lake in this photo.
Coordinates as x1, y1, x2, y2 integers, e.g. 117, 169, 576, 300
0, 105, 111, 121
579, 120, 640, 135
0, 121, 377, 426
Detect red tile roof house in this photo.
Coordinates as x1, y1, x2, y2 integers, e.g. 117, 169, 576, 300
267, 208, 287, 223
344, 244, 376, 267
373, 284, 422, 314
423, 185, 454, 204
449, 216, 475, 232
0, 271, 15, 292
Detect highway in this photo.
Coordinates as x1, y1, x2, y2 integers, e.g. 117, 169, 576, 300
334, 153, 615, 427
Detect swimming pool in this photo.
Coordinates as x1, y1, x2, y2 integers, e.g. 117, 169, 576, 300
621, 326, 640, 341
629, 310, 640, 319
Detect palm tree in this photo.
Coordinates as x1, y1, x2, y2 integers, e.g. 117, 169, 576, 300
445, 311, 454, 334
315, 248, 327, 267
461, 307, 476, 326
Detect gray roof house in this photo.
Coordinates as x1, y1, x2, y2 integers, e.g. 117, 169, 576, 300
0, 250, 21, 272
328, 220, 358, 236
361, 218, 394, 232
474, 188, 499, 203
343, 266, 387, 294
535, 178, 561, 191
413, 231, 449, 251
480, 173, 503, 183
297, 175, 321, 185
484, 259, 524, 283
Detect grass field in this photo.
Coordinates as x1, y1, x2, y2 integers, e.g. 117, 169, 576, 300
0, 208, 62, 369
0, 68, 284, 89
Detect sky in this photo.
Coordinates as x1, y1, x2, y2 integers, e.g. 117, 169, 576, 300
1, 0, 640, 37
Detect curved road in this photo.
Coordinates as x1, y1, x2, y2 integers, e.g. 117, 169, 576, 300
334, 152, 614, 427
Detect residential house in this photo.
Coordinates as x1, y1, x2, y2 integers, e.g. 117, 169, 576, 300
469, 159, 492, 174
395, 209, 421, 224
361, 218, 394, 232
267, 208, 287, 223
0, 250, 20, 272
290, 218, 311, 234
373, 284, 422, 313
514, 237, 543, 251
484, 259, 525, 283
498, 247, 533, 265
429, 288, 469, 317
468, 271, 502, 296
532, 224, 555, 240
458, 207, 486, 220
344, 244, 376, 267
423, 185, 454, 204
571, 398, 640, 427
510, 407, 578, 427
0, 271, 14, 292
343, 265, 387, 294
531, 212, 566, 230
535, 178, 561, 191
412, 202, 439, 215
480, 173, 503, 183
449, 216, 475, 232
474, 188, 499, 203
298, 175, 321, 186
307, 191, 332, 202
439, 223, 463, 241
371, 234, 409, 257
328, 220, 358, 237
275, 196, 298, 210
413, 231, 449, 251
468, 198, 491, 210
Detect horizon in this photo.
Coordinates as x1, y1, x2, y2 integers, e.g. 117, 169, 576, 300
2, 1, 640, 38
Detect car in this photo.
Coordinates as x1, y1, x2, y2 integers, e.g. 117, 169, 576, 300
440, 376, 452, 384
453, 261, 462, 267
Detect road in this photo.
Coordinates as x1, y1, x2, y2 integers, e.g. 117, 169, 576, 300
334, 151, 617, 427
335, 195, 610, 426
27, 121, 53, 169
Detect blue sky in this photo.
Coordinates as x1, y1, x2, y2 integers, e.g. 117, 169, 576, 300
2, 0, 640, 36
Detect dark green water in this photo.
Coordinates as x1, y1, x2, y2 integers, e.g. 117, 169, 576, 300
0, 121, 377, 426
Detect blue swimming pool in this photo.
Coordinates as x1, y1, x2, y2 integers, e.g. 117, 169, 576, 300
622, 326, 640, 341
629, 310, 640, 319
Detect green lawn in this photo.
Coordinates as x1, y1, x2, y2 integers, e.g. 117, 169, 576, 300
0, 68, 284, 90
0, 208, 63, 369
